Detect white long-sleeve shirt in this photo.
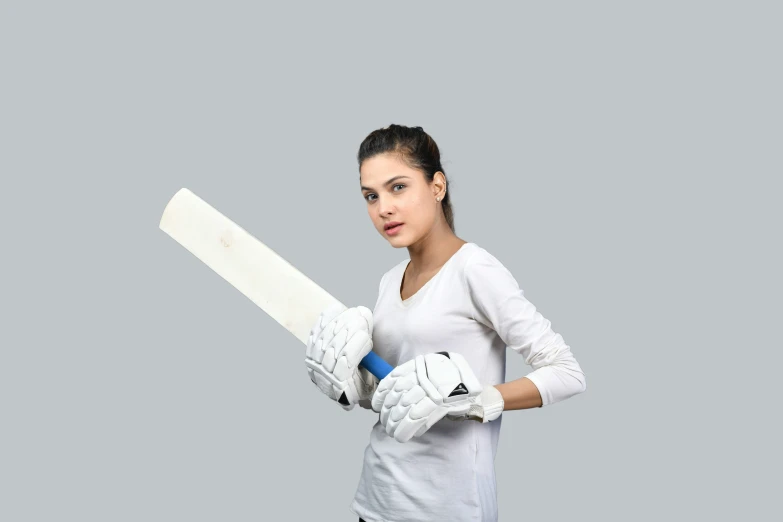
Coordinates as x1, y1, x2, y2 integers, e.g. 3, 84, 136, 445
349, 242, 586, 522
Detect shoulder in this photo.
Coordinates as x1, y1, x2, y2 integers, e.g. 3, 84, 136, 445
460, 243, 518, 286
461, 243, 507, 272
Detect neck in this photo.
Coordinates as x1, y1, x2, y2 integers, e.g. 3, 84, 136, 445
406, 224, 467, 275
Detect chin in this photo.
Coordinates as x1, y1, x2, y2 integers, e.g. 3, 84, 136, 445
388, 235, 418, 249
381, 231, 411, 248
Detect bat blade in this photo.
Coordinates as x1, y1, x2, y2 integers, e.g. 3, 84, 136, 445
159, 187, 338, 344
158, 187, 392, 380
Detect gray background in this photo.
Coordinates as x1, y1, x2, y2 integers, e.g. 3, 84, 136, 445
1, 1, 780, 521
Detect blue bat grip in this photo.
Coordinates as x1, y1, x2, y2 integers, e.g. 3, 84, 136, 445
360, 350, 393, 380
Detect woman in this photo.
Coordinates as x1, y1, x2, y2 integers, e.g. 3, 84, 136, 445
304, 124, 587, 522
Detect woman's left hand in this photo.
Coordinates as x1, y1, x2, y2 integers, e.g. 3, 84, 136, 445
371, 352, 504, 442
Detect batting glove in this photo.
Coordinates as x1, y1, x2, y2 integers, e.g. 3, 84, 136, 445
305, 303, 378, 411
371, 352, 504, 442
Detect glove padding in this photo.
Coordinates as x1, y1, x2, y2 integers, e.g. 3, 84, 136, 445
305, 302, 378, 411
371, 352, 504, 442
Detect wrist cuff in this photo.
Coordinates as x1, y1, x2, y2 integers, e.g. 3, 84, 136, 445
479, 385, 504, 422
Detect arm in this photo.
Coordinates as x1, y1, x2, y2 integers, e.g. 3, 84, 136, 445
496, 377, 543, 410
496, 340, 588, 409
464, 251, 587, 409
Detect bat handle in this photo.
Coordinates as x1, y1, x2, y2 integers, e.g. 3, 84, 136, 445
360, 350, 394, 380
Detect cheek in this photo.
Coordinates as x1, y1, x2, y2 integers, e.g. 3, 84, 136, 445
404, 195, 435, 224
404, 191, 425, 208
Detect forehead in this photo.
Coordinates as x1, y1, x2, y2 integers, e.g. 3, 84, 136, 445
359, 153, 421, 188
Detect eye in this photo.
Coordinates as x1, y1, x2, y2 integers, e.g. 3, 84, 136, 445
364, 184, 404, 203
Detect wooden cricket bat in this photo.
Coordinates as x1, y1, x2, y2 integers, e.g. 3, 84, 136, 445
158, 187, 393, 380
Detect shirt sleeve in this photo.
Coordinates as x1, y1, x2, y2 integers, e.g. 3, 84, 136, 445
464, 250, 586, 407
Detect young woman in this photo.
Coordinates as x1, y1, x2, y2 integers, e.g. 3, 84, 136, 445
304, 125, 587, 522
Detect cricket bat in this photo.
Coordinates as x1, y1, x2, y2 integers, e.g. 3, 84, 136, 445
158, 187, 394, 380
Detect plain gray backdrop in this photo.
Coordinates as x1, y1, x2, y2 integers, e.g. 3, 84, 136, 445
1, 2, 780, 521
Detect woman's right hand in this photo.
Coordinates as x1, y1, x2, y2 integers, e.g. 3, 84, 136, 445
304, 303, 378, 410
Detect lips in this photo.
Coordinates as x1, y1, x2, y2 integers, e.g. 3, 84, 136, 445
384, 222, 404, 234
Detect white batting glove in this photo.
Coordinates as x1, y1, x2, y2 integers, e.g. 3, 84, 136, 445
305, 303, 378, 411
371, 352, 504, 442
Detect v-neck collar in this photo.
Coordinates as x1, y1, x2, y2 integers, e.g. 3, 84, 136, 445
396, 242, 474, 308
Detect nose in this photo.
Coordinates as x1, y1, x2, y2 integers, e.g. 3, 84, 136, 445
376, 195, 394, 218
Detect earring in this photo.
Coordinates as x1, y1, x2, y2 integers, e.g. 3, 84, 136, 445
436, 196, 441, 201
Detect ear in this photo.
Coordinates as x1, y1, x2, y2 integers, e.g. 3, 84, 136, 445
431, 171, 447, 199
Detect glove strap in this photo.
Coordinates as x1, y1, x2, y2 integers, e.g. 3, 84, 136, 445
478, 386, 505, 422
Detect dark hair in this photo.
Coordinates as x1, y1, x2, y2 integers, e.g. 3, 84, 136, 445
357, 124, 454, 232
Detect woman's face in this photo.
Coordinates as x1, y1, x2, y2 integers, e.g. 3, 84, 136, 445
360, 153, 443, 247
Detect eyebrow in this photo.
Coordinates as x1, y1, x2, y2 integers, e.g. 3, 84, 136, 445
360, 175, 411, 192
